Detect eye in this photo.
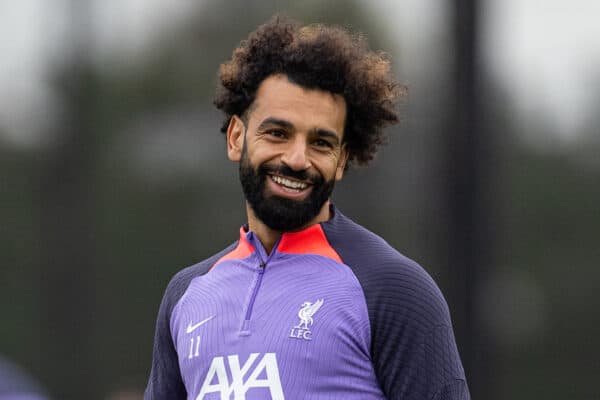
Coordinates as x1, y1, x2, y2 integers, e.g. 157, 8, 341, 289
313, 139, 333, 149
268, 129, 286, 138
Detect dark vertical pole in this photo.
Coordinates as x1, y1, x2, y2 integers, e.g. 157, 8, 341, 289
39, 1, 97, 398
442, 0, 494, 398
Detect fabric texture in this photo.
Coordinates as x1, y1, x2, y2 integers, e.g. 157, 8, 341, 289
145, 207, 469, 399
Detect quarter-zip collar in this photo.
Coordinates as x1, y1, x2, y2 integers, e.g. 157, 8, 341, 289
221, 206, 345, 337
244, 230, 281, 266
222, 205, 344, 266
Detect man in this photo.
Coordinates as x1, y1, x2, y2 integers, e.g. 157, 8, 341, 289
145, 15, 469, 400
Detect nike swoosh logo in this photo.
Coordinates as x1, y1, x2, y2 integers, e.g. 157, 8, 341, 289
186, 315, 215, 334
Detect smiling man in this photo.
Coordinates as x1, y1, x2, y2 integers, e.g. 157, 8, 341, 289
233, 74, 348, 253
145, 16, 469, 400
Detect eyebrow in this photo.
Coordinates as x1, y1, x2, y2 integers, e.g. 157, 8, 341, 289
257, 117, 341, 145
257, 117, 294, 131
310, 128, 341, 145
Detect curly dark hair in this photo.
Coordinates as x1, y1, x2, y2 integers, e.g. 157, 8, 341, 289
214, 15, 405, 166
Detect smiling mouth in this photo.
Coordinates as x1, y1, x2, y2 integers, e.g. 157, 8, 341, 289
269, 174, 310, 193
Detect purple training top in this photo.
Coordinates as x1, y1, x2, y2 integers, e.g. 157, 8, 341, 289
145, 206, 469, 400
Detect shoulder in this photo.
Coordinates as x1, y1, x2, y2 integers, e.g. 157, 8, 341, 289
323, 208, 467, 398
160, 242, 238, 316
322, 207, 451, 330
145, 244, 238, 398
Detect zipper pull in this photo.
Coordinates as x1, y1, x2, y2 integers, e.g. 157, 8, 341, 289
259, 262, 266, 271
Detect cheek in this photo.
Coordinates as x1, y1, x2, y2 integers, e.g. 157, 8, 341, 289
315, 157, 342, 181
247, 141, 279, 162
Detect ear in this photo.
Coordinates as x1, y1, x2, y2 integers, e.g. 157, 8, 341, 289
335, 144, 349, 181
226, 115, 245, 162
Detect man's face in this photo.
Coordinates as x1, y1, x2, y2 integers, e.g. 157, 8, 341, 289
227, 74, 349, 231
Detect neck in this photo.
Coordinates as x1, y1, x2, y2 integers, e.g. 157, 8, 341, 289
245, 200, 332, 254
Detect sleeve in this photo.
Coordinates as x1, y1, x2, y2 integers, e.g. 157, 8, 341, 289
144, 275, 188, 400
368, 260, 470, 400
144, 243, 237, 400
321, 210, 470, 399
431, 378, 471, 400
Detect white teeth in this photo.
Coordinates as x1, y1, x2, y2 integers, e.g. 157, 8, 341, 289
271, 175, 308, 190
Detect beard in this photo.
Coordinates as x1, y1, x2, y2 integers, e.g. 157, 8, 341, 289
239, 148, 335, 232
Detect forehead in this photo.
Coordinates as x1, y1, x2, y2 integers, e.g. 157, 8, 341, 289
248, 74, 347, 136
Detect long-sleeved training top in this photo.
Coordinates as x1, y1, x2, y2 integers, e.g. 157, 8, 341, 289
145, 206, 470, 400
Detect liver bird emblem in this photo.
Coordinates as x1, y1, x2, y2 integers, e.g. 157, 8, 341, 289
295, 299, 324, 330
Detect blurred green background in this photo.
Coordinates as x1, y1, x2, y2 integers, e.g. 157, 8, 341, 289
1, 0, 599, 399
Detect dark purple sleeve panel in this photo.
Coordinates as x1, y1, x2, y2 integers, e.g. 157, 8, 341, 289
322, 209, 470, 400
144, 243, 237, 400
433, 378, 471, 400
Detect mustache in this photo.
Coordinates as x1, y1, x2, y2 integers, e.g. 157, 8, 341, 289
258, 163, 320, 183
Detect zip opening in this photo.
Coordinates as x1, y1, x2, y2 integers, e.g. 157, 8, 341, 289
240, 235, 281, 336
244, 261, 265, 321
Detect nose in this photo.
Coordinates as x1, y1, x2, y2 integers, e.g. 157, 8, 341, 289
280, 138, 311, 171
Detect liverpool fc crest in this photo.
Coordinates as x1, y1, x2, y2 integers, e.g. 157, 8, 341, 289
289, 299, 324, 341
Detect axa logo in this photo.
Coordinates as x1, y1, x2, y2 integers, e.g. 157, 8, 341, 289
288, 298, 324, 341
197, 352, 284, 400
